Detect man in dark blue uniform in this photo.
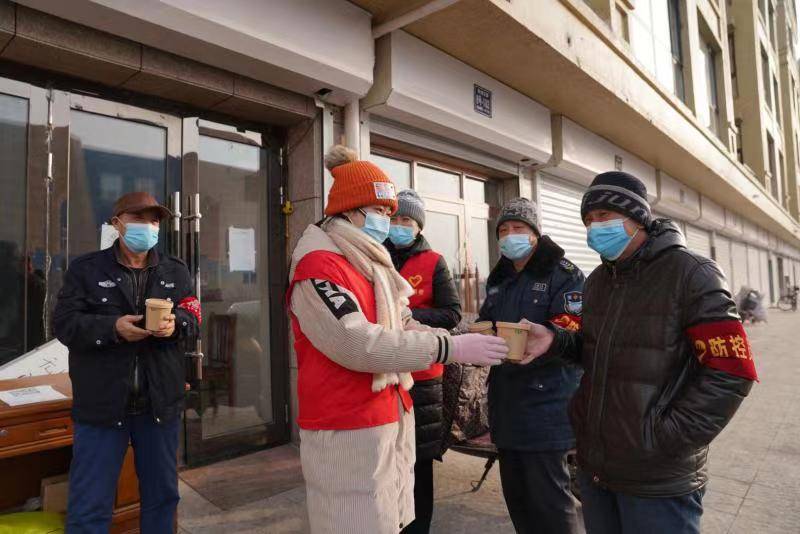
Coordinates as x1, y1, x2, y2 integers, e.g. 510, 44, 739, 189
478, 197, 585, 534
53, 192, 201, 534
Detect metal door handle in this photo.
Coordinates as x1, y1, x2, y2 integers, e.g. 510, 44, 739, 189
172, 191, 182, 231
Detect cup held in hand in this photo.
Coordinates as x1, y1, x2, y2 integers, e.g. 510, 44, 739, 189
495, 321, 532, 362
145, 298, 173, 331
468, 321, 494, 336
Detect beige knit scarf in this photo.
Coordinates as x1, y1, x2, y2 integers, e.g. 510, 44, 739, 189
324, 217, 415, 392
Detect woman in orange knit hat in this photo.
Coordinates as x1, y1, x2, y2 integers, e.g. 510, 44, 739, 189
287, 145, 509, 533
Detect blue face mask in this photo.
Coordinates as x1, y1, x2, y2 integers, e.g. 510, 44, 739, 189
499, 234, 533, 260
358, 209, 391, 243
388, 225, 416, 247
587, 218, 636, 261
122, 222, 160, 253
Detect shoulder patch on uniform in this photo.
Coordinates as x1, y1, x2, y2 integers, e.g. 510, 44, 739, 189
559, 259, 576, 272
312, 279, 359, 319
563, 291, 583, 316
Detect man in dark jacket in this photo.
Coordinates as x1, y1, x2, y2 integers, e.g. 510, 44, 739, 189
478, 197, 585, 534
522, 172, 757, 534
53, 192, 201, 534
385, 189, 462, 534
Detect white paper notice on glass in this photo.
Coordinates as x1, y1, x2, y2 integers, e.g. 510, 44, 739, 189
100, 223, 119, 250
0, 385, 67, 407
228, 226, 256, 272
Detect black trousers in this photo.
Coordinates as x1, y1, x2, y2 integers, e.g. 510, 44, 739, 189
401, 458, 435, 534
498, 449, 584, 534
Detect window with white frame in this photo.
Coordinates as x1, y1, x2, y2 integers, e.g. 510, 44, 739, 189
697, 18, 721, 138
628, 0, 685, 102
762, 46, 772, 109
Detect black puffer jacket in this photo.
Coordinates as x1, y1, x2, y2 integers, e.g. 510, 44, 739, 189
550, 219, 754, 497
387, 234, 461, 461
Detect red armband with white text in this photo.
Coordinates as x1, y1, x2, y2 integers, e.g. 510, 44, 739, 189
686, 320, 757, 381
178, 296, 202, 325
550, 313, 582, 332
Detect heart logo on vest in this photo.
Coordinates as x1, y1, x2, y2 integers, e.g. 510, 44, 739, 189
408, 275, 423, 288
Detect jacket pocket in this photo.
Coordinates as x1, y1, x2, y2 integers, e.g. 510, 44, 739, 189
642, 408, 661, 452
644, 407, 683, 459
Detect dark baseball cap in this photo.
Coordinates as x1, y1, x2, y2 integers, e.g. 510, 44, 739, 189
111, 191, 173, 221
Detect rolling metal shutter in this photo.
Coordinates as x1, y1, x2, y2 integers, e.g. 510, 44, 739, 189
747, 245, 762, 293
730, 241, 748, 293
539, 175, 601, 277
714, 235, 733, 282
685, 224, 712, 258
758, 249, 771, 302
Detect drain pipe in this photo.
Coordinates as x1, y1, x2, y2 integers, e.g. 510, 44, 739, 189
344, 101, 360, 155
372, 0, 461, 39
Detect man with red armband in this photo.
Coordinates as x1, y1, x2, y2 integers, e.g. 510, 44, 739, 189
521, 172, 757, 534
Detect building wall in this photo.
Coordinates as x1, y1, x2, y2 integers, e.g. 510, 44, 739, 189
778, 0, 800, 218
729, 0, 793, 210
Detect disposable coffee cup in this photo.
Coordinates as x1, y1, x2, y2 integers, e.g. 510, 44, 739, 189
468, 321, 495, 336
495, 321, 531, 363
145, 298, 173, 331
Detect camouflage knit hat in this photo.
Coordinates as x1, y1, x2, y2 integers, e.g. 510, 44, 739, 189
496, 197, 540, 237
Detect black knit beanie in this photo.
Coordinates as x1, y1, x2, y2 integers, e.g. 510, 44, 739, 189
580, 171, 651, 227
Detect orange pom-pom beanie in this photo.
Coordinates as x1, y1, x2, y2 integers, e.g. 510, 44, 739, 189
323, 145, 398, 216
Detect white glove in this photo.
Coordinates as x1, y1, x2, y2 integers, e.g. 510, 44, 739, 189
450, 334, 508, 367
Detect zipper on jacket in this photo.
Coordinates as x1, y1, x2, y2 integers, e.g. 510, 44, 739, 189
585, 266, 626, 471
128, 266, 151, 398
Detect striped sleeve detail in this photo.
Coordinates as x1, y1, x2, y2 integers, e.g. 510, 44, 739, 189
433, 335, 452, 364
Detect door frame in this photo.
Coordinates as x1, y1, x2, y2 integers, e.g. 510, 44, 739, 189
180, 117, 289, 466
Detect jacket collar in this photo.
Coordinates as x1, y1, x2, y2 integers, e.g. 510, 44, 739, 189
111, 240, 159, 269
604, 218, 685, 275
486, 235, 565, 287
100, 241, 161, 310
385, 234, 431, 270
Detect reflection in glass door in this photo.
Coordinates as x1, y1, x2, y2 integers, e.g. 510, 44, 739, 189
0, 92, 33, 366
183, 120, 284, 465
68, 110, 169, 261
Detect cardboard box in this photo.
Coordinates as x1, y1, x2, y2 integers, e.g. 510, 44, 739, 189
41, 474, 69, 513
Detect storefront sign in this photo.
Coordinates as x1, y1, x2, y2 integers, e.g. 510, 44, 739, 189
474, 84, 492, 117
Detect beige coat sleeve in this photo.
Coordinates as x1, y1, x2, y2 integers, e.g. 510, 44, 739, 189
290, 278, 453, 373
401, 306, 451, 336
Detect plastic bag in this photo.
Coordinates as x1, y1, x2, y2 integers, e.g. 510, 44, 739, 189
0, 512, 65, 534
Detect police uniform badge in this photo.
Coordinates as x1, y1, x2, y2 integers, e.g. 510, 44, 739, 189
559, 259, 575, 272
564, 291, 583, 316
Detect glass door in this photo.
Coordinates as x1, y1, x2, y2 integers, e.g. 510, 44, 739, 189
62, 94, 182, 264
181, 119, 287, 465
0, 78, 49, 370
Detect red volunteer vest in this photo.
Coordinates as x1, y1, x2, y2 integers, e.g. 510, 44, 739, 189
289, 250, 413, 431
400, 250, 444, 382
